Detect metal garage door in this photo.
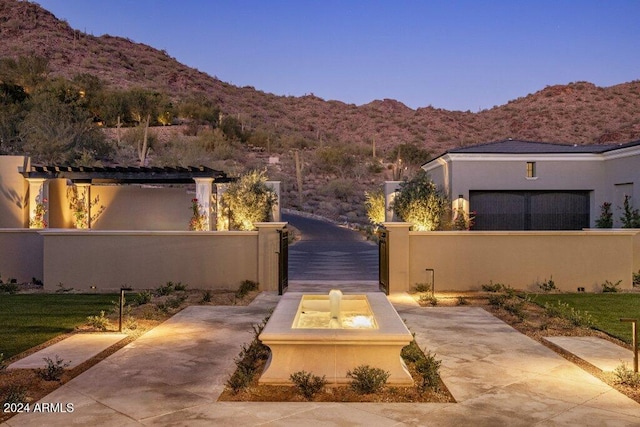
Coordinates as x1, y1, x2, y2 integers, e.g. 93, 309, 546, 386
470, 191, 590, 230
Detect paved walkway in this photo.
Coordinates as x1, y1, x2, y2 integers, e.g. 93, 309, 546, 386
4, 295, 640, 426
544, 336, 636, 372
284, 213, 378, 281
7, 334, 127, 370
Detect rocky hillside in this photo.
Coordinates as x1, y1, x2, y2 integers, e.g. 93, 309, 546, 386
2, 0, 639, 155
1, 0, 640, 224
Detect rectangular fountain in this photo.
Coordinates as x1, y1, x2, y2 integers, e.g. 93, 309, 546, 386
258, 290, 414, 385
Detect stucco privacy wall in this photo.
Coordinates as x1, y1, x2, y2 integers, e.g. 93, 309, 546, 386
0, 156, 27, 228
40, 224, 287, 292
383, 223, 640, 292
0, 230, 43, 283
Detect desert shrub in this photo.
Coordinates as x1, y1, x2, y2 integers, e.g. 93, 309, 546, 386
400, 339, 423, 364
419, 295, 438, 306
235, 280, 259, 299
634, 270, 640, 288
596, 202, 613, 228
364, 188, 385, 227
392, 170, 450, 231
488, 293, 508, 307
131, 290, 152, 306
346, 365, 390, 394
324, 179, 353, 202
158, 295, 187, 313
220, 170, 277, 231
620, 195, 640, 228
155, 281, 176, 296
481, 281, 505, 292
538, 277, 557, 293
614, 362, 640, 388
412, 283, 431, 293
2, 386, 27, 405
503, 297, 527, 321
86, 310, 110, 331
457, 296, 469, 306
544, 301, 594, 327
173, 282, 188, 291
226, 316, 271, 394
201, 290, 212, 303
37, 356, 70, 381
290, 371, 327, 400
601, 280, 621, 293
0, 281, 19, 294
415, 351, 442, 392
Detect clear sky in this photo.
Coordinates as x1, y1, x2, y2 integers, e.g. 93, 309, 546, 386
36, 0, 640, 112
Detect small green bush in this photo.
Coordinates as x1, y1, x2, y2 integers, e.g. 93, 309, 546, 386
155, 282, 176, 296
37, 356, 70, 381
419, 295, 438, 306
158, 295, 187, 313
346, 365, 390, 394
400, 339, 423, 364
173, 282, 188, 291
601, 280, 621, 293
235, 280, 259, 299
86, 310, 110, 331
226, 315, 271, 394
415, 351, 442, 392
2, 385, 27, 405
614, 362, 640, 388
290, 371, 327, 400
538, 277, 557, 293
226, 364, 255, 394
412, 283, 431, 293
633, 270, 640, 288
457, 296, 469, 306
0, 281, 19, 294
201, 290, 212, 303
132, 290, 152, 306
481, 281, 504, 292
544, 301, 594, 327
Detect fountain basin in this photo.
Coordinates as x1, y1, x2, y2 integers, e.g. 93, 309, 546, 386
258, 292, 413, 385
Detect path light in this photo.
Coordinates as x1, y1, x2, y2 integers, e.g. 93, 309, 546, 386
620, 318, 638, 372
119, 287, 133, 332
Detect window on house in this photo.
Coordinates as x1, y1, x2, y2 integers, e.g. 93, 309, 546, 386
526, 162, 536, 178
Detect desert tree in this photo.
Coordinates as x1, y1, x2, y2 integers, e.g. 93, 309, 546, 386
220, 170, 278, 231
392, 170, 450, 231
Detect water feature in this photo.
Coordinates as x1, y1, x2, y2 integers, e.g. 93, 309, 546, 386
258, 290, 413, 385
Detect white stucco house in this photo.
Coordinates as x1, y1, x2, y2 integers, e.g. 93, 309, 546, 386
419, 139, 640, 230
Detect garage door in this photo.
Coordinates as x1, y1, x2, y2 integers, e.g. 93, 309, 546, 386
470, 191, 590, 230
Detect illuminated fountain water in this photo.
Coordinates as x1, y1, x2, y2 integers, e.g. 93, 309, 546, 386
259, 290, 413, 385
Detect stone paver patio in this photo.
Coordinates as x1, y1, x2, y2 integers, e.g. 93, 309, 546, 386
3, 293, 640, 426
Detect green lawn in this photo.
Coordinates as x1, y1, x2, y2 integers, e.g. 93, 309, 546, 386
0, 294, 117, 359
533, 293, 640, 344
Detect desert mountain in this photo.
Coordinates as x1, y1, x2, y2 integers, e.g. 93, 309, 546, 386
1, 0, 639, 156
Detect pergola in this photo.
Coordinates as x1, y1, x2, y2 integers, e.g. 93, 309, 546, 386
20, 163, 235, 230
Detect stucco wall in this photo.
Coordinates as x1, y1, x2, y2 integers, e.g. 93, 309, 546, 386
0, 230, 43, 283
41, 231, 259, 291
405, 230, 639, 292
0, 156, 27, 228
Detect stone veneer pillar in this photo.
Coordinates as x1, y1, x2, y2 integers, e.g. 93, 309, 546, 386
255, 222, 287, 292
382, 222, 412, 292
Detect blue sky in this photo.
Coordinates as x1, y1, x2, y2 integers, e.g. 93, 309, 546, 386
36, 0, 640, 111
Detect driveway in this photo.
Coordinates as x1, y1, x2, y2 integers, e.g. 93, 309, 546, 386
283, 212, 378, 282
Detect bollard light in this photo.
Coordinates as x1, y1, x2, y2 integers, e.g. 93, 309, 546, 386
620, 318, 638, 373
119, 287, 133, 332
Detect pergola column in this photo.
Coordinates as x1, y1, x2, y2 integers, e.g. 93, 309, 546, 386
26, 178, 49, 228
194, 178, 214, 231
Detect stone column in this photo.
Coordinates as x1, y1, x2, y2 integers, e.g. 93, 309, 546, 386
194, 178, 214, 231
383, 222, 412, 293
26, 178, 49, 228
255, 222, 287, 292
